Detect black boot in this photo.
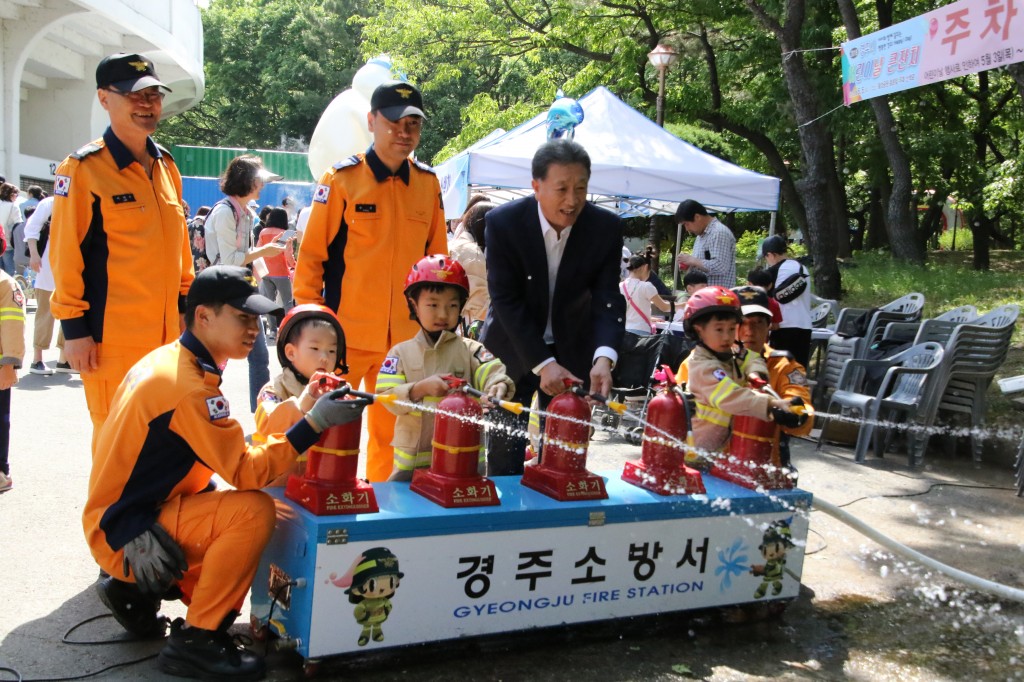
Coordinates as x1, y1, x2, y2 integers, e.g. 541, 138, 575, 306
158, 618, 266, 681
95, 576, 166, 638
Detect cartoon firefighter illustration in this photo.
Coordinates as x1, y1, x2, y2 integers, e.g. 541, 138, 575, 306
750, 520, 794, 598
331, 547, 404, 646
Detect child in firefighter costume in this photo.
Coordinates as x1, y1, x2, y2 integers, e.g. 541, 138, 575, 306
733, 286, 814, 469
0, 227, 25, 493
254, 303, 348, 483
678, 286, 803, 468
751, 520, 795, 598
376, 255, 514, 480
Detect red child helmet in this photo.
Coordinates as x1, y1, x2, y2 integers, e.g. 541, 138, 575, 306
404, 254, 469, 298
277, 303, 347, 375
682, 286, 742, 339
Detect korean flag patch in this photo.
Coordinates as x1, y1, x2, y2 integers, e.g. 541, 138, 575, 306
712, 368, 728, 382
380, 356, 399, 375
313, 184, 331, 204
55, 175, 72, 197
206, 395, 231, 420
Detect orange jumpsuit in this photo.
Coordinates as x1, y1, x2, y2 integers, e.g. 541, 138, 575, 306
49, 128, 194, 439
82, 332, 321, 631
293, 148, 447, 482
764, 345, 815, 463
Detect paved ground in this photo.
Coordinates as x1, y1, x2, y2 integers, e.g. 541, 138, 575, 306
2, 307, 1023, 680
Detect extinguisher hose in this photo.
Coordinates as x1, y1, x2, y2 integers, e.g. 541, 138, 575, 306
812, 495, 1024, 602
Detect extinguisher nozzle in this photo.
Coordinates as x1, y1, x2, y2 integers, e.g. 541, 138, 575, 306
606, 400, 627, 415
499, 400, 525, 415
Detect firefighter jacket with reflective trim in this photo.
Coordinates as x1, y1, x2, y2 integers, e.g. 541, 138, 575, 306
254, 367, 308, 485
764, 345, 814, 439
683, 344, 772, 456
293, 149, 447, 354
83, 332, 320, 565
375, 329, 513, 471
0, 272, 25, 367
49, 128, 194, 346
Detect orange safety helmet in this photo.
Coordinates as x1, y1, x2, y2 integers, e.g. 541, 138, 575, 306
404, 254, 469, 298
682, 285, 742, 338
276, 303, 347, 375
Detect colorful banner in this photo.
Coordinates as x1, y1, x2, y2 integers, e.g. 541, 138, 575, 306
842, 0, 1023, 105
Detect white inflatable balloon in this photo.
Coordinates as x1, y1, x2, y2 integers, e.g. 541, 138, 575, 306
307, 55, 393, 180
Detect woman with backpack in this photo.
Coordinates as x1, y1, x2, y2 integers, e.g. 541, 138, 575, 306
620, 254, 675, 336
0, 184, 23, 276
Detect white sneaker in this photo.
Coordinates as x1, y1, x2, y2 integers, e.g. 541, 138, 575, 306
0, 472, 12, 493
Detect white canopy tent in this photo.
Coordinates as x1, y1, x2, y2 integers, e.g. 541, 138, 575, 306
435, 86, 781, 284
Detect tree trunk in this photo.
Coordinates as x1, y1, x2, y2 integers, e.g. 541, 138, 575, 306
837, 0, 925, 264
745, 0, 841, 298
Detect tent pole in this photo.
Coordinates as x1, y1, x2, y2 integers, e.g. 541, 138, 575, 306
673, 220, 683, 290
769, 210, 777, 237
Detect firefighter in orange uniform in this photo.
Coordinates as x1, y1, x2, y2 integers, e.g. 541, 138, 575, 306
49, 53, 194, 445
733, 286, 814, 467
85, 266, 368, 681
293, 80, 447, 482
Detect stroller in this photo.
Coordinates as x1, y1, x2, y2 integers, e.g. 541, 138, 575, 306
600, 331, 693, 444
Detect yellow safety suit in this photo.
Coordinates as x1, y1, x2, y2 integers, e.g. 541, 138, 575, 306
375, 329, 512, 476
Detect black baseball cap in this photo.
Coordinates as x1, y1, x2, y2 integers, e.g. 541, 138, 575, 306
96, 53, 172, 93
370, 81, 426, 122
761, 235, 788, 256
187, 266, 283, 316
732, 285, 774, 319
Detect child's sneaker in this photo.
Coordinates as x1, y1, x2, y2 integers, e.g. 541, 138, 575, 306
29, 361, 53, 376
0, 472, 12, 493
55, 361, 79, 375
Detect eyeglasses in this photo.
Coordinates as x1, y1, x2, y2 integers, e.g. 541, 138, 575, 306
105, 88, 165, 104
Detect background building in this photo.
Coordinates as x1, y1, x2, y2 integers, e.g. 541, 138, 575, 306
0, 0, 204, 192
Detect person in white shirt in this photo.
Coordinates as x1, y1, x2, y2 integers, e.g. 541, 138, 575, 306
620, 254, 674, 335
25, 197, 74, 375
762, 235, 812, 366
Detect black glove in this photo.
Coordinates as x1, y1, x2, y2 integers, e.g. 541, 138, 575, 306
122, 523, 188, 595
306, 389, 371, 432
770, 397, 808, 429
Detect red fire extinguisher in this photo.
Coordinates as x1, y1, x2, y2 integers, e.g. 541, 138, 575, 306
410, 376, 500, 508
521, 379, 608, 501
714, 374, 795, 491
622, 365, 705, 495
285, 377, 380, 515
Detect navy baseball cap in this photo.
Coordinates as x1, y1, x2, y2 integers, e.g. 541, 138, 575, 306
761, 235, 788, 257
370, 81, 426, 122
96, 53, 172, 93
732, 286, 773, 319
187, 266, 283, 316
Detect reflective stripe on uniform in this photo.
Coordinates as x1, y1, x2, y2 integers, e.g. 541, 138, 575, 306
708, 376, 742, 409
695, 402, 731, 428
393, 447, 431, 471
375, 372, 405, 390
473, 360, 498, 390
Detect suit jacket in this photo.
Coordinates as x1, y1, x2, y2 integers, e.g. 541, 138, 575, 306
481, 196, 625, 384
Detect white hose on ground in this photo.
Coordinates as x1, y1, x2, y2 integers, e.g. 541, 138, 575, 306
813, 495, 1024, 603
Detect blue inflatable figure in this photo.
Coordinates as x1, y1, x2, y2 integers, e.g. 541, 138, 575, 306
546, 89, 585, 140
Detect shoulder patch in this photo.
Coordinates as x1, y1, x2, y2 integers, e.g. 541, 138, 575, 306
54, 175, 72, 197
786, 368, 807, 386
312, 184, 331, 204
475, 347, 495, 363
70, 142, 103, 160
712, 368, 728, 382
412, 158, 436, 174
11, 285, 24, 308
332, 155, 361, 171
769, 349, 795, 360
206, 395, 231, 420
380, 356, 399, 375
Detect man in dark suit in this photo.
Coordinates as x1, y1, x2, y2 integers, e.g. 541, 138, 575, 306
482, 139, 625, 475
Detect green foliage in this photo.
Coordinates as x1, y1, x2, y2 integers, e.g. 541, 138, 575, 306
735, 230, 765, 261
937, 225, 973, 252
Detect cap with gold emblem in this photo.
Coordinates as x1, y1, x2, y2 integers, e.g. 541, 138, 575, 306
732, 285, 774, 319
187, 265, 283, 316
96, 52, 172, 93
370, 80, 426, 122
